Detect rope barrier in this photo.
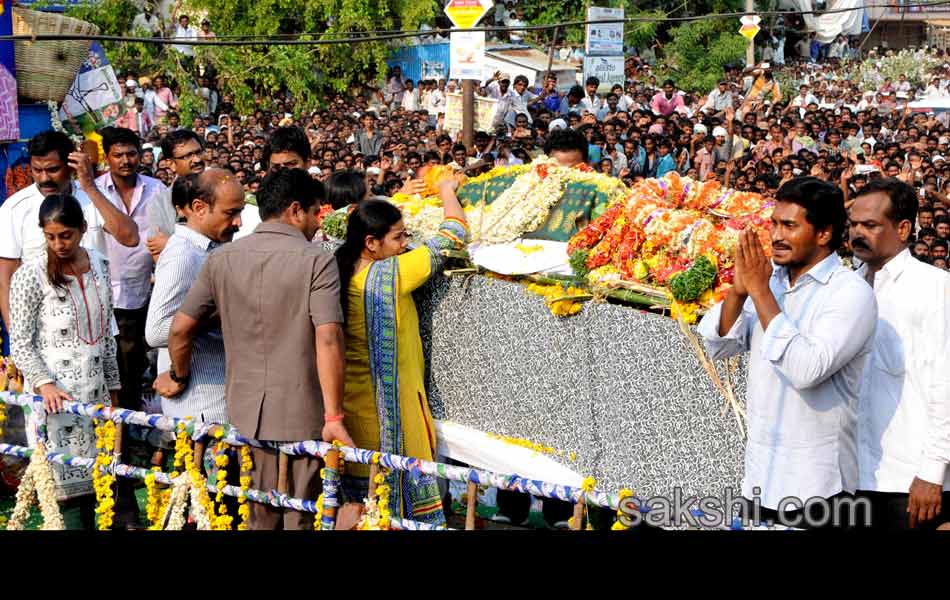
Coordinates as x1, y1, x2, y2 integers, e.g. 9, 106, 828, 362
0, 392, 623, 510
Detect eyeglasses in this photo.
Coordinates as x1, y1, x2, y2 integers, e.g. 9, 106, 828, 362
173, 148, 202, 161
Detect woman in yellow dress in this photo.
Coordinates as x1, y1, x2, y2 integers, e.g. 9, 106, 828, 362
335, 178, 467, 526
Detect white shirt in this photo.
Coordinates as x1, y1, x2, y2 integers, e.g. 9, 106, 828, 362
95, 172, 163, 310
0, 183, 106, 263
580, 93, 603, 115
173, 24, 198, 56
401, 88, 420, 112
856, 250, 950, 493
697, 252, 877, 509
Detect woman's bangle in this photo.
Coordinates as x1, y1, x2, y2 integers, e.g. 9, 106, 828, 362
325, 413, 344, 423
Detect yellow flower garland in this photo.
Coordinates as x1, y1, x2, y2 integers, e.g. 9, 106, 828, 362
237, 445, 252, 530
611, 488, 636, 531
92, 418, 116, 530
357, 452, 392, 530
525, 282, 586, 317
144, 467, 170, 529
211, 438, 233, 530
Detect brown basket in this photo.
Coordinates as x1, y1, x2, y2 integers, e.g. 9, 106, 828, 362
12, 7, 100, 103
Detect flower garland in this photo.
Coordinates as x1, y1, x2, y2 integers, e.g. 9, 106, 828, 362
611, 488, 636, 531
92, 417, 116, 530
160, 423, 198, 530
144, 467, 170, 529
237, 445, 252, 530
525, 282, 587, 317
357, 452, 392, 530
313, 441, 346, 531
6, 443, 65, 530
210, 429, 233, 530
182, 429, 215, 531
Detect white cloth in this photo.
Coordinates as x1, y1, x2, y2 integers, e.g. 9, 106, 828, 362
697, 252, 877, 509
0, 183, 106, 263
131, 12, 163, 35
401, 88, 420, 112
856, 250, 950, 492
434, 420, 583, 487
580, 94, 603, 115
234, 201, 262, 241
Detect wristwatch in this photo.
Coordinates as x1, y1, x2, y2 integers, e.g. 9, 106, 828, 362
169, 365, 190, 385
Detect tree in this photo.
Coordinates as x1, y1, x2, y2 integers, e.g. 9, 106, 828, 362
68, 0, 441, 119
656, 8, 748, 95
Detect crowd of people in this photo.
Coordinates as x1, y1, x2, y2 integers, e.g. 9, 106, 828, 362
2, 18, 950, 530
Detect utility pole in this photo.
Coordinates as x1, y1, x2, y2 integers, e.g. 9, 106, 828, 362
462, 79, 475, 150
746, 0, 756, 67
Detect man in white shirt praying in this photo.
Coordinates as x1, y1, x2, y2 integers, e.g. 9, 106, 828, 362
849, 177, 950, 530
698, 176, 877, 529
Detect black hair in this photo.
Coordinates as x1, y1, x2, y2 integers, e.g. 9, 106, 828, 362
38, 194, 86, 290
262, 125, 312, 169
663, 79, 675, 87
334, 200, 404, 317
585, 76, 600, 88
435, 134, 453, 147
28, 130, 73, 164
775, 176, 848, 249
852, 177, 918, 232
161, 129, 203, 160
326, 170, 367, 210
101, 126, 141, 155
423, 150, 441, 164
257, 167, 325, 221
514, 75, 529, 86
567, 84, 584, 100
543, 128, 589, 162
451, 143, 468, 155
919, 226, 938, 238
933, 238, 949, 251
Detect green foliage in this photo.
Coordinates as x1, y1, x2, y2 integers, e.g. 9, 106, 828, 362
657, 18, 747, 96
66, 0, 440, 120
321, 207, 349, 240
569, 249, 590, 280
669, 255, 717, 302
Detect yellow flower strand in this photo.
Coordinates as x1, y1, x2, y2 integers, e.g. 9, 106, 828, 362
211, 439, 233, 530
525, 282, 586, 317
358, 452, 392, 530
236, 445, 252, 530
611, 489, 636, 531
144, 467, 170, 529
92, 418, 116, 530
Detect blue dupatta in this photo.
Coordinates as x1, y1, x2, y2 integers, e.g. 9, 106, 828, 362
363, 218, 468, 526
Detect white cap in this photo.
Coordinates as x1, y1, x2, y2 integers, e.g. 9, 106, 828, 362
125, 79, 137, 87
693, 123, 708, 135
934, 155, 946, 163
713, 126, 727, 138
498, 72, 512, 81
308, 166, 322, 175
549, 118, 568, 131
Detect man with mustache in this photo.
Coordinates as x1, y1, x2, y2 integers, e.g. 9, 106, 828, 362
146, 129, 206, 261
0, 130, 139, 351
698, 177, 877, 529
849, 177, 950, 530
148, 169, 244, 427
165, 168, 350, 529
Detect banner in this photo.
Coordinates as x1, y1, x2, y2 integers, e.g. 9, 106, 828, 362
443, 92, 498, 135
58, 43, 127, 136
449, 31, 485, 81
0, 0, 19, 142
583, 56, 625, 95
585, 6, 624, 57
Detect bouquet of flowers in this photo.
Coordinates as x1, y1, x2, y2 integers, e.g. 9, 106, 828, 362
568, 172, 772, 322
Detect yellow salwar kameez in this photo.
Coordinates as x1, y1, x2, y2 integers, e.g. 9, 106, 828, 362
342, 217, 468, 525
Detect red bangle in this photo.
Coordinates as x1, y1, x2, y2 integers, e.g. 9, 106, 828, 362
325, 414, 344, 423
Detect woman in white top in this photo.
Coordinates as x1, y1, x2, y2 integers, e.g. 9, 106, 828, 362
9, 193, 120, 529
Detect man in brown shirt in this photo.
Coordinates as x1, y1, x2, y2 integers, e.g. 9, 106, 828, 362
166, 167, 352, 530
